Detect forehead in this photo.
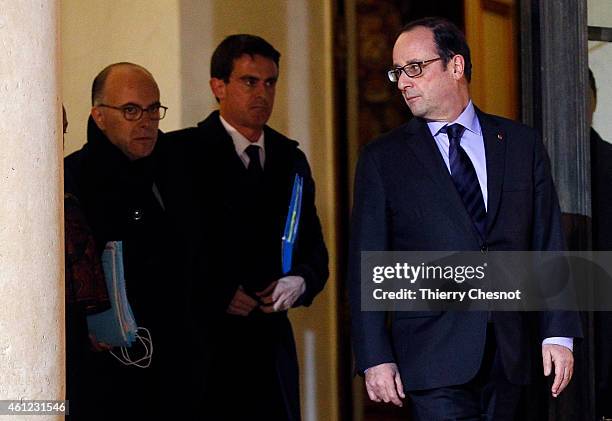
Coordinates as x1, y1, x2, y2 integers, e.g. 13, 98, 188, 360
103, 68, 160, 104
231, 54, 278, 78
393, 27, 437, 65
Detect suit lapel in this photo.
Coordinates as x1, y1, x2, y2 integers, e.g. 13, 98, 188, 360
197, 113, 248, 214
403, 118, 482, 244
477, 109, 506, 234
403, 118, 453, 190
198, 112, 246, 172
263, 131, 294, 207
263, 133, 281, 179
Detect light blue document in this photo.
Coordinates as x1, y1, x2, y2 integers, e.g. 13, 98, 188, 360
87, 241, 138, 347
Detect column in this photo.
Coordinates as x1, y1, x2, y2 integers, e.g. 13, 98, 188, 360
0, 1, 64, 420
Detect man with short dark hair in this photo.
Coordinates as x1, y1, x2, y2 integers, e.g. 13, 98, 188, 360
167, 35, 328, 420
349, 17, 582, 420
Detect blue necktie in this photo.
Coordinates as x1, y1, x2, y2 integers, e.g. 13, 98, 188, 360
445, 124, 487, 240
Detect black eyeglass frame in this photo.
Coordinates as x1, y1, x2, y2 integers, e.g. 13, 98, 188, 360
387, 57, 443, 82
96, 103, 168, 121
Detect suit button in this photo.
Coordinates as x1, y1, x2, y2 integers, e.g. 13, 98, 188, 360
132, 209, 143, 221
480, 245, 488, 254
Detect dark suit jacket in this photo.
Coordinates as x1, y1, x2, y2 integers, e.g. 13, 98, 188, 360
163, 111, 328, 421
590, 128, 612, 417
349, 108, 582, 391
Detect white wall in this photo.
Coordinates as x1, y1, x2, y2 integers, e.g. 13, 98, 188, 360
61, 1, 184, 155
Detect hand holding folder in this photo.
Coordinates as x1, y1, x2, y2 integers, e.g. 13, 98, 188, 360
86, 241, 137, 347
258, 174, 307, 313
86, 241, 153, 367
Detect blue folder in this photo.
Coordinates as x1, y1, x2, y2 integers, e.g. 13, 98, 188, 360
282, 174, 304, 274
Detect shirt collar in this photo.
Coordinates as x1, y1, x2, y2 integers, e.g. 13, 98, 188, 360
219, 114, 265, 156
426, 100, 481, 137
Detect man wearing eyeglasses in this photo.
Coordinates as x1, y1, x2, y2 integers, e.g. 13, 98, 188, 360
64, 62, 191, 419
349, 17, 582, 420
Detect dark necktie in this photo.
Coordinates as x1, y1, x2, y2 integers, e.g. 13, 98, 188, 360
445, 124, 487, 240
245, 144, 263, 182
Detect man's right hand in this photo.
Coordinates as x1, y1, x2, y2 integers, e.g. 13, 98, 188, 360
88, 334, 112, 352
364, 362, 405, 407
226, 286, 259, 316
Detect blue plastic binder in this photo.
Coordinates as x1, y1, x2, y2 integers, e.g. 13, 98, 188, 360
281, 174, 304, 274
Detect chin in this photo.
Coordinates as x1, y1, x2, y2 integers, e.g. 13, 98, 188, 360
408, 107, 425, 118
130, 146, 155, 160
249, 111, 271, 125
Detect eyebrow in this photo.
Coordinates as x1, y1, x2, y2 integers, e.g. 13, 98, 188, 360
393, 59, 423, 67
239, 75, 278, 81
118, 101, 161, 108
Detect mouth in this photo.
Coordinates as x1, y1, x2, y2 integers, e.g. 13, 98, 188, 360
133, 136, 155, 142
251, 101, 269, 109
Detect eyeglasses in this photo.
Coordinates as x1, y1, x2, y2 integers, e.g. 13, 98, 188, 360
387, 57, 442, 82
97, 103, 168, 121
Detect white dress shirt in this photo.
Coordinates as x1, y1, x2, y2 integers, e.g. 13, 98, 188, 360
220, 115, 265, 168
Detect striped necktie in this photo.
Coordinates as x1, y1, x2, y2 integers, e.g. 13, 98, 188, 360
445, 123, 487, 240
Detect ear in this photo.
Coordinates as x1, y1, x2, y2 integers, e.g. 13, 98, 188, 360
209, 78, 226, 102
90, 106, 105, 130
450, 55, 465, 80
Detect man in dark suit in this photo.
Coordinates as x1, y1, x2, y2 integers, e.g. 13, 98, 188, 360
349, 17, 582, 420
588, 68, 612, 420
166, 34, 328, 420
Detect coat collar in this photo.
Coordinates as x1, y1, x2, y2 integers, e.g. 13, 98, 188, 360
474, 107, 506, 234
197, 111, 245, 174
196, 111, 300, 174
83, 115, 157, 185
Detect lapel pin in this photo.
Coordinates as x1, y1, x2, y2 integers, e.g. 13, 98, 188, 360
497, 133, 503, 141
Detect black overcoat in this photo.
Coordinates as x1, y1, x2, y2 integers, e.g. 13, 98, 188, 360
163, 111, 329, 420
64, 117, 194, 419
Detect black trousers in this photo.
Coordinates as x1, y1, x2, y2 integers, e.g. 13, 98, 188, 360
209, 314, 291, 421
596, 311, 612, 419
408, 326, 522, 421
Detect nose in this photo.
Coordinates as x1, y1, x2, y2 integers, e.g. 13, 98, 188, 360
254, 81, 269, 98
397, 71, 413, 91
139, 111, 156, 128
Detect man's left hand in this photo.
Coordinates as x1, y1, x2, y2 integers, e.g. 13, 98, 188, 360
258, 276, 306, 312
542, 344, 574, 398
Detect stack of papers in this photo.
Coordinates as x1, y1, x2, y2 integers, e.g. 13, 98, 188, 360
87, 241, 138, 347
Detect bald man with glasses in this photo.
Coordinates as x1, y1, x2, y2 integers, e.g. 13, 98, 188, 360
64, 62, 194, 420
